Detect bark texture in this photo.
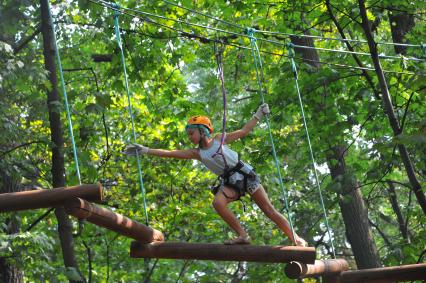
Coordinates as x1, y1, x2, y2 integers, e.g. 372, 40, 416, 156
358, 0, 426, 215
40, 0, 84, 281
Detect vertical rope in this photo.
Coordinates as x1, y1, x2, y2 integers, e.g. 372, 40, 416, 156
112, 3, 149, 225
48, 0, 81, 185
287, 43, 336, 257
246, 28, 296, 242
211, 42, 229, 168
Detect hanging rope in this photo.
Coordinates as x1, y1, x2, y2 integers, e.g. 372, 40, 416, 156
48, 1, 81, 185
112, 3, 149, 225
211, 42, 229, 168
246, 28, 296, 242
287, 42, 336, 258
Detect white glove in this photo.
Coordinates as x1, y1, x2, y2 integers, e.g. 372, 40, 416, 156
123, 143, 149, 156
253, 103, 270, 120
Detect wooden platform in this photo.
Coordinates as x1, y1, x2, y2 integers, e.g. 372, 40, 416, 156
65, 198, 164, 243
0, 184, 103, 212
339, 263, 426, 283
130, 241, 316, 263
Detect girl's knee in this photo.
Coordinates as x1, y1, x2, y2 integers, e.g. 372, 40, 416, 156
212, 197, 226, 209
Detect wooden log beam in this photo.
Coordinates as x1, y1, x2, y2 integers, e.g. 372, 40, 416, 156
130, 241, 316, 263
64, 198, 164, 243
339, 263, 426, 283
285, 259, 349, 279
0, 184, 103, 212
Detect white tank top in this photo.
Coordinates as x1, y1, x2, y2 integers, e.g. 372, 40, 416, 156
198, 139, 253, 179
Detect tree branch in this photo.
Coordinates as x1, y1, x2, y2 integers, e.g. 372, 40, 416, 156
325, 0, 380, 100
13, 24, 42, 54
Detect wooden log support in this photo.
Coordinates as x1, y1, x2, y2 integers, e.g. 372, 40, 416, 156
64, 198, 164, 244
285, 259, 349, 279
0, 183, 103, 213
339, 263, 426, 283
130, 241, 316, 263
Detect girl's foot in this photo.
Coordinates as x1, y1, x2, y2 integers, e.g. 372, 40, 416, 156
295, 237, 308, 247
224, 235, 251, 245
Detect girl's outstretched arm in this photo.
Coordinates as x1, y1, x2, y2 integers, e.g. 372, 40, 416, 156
124, 144, 200, 160
221, 116, 259, 144
147, 148, 200, 160
221, 103, 270, 144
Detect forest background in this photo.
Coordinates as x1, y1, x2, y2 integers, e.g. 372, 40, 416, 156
0, 0, 425, 282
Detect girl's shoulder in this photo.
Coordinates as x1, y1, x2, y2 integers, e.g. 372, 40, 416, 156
214, 133, 225, 142
190, 147, 202, 160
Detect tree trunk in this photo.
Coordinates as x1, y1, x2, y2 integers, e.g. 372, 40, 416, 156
326, 147, 381, 269
289, 19, 381, 269
386, 181, 409, 241
0, 172, 24, 283
388, 10, 415, 55
358, 0, 426, 215
290, 33, 320, 69
39, 0, 84, 282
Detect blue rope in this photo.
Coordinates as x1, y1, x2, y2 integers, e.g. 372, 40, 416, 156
48, 0, 81, 185
287, 43, 336, 257
246, 28, 297, 242
112, 3, 149, 225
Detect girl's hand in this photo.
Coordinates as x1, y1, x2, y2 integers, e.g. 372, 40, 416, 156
253, 103, 270, 120
123, 143, 149, 156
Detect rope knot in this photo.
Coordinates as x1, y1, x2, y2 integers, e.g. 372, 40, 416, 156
286, 43, 295, 58
111, 3, 121, 18
245, 27, 256, 39
421, 43, 426, 60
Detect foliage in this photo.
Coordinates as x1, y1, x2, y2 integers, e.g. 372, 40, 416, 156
0, 0, 425, 282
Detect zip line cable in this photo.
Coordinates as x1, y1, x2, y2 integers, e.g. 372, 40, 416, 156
246, 28, 297, 243
160, 0, 423, 49
287, 42, 336, 257
86, 0, 425, 77
48, 1, 81, 185
172, 1, 425, 48
112, 4, 149, 225
223, 42, 424, 76
89, 0, 425, 63
162, 0, 242, 30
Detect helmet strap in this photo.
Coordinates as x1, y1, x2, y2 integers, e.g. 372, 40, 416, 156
198, 127, 205, 148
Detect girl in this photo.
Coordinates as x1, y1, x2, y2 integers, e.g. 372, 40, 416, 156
124, 103, 307, 246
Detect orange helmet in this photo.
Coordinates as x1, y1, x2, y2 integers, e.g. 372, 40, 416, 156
186, 115, 213, 134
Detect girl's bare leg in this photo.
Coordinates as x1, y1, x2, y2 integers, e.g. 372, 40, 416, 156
251, 184, 307, 246
212, 186, 248, 238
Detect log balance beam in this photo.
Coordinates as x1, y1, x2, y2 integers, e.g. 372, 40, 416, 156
285, 259, 349, 279
130, 241, 316, 263
338, 263, 426, 283
0, 184, 103, 213
64, 198, 164, 243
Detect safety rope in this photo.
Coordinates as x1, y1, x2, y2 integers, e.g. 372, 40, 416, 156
48, 1, 81, 185
246, 28, 297, 242
287, 43, 336, 258
211, 42, 229, 168
112, 3, 149, 225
